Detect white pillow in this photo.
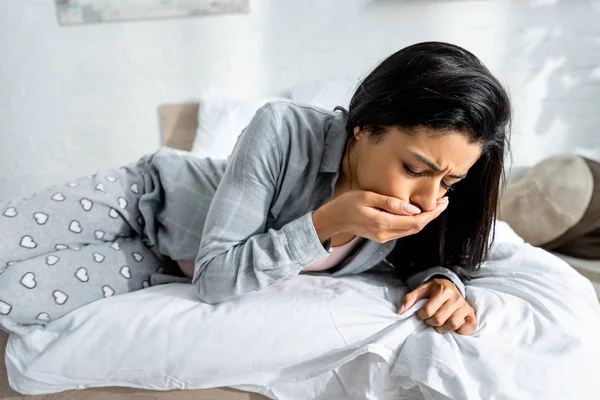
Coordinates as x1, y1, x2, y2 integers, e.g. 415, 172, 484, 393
6, 274, 414, 397
290, 77, 360, 111
191, 96, 290, 159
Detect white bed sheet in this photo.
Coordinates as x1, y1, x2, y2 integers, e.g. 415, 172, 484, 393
5, 221, 600, 399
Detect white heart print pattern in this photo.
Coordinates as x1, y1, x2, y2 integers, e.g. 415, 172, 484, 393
106, 176, 117, 183
80, 198, 93, 211
75, 267, 89, 282
3, 207, 17, 217
0, 300, 12, 315
55, 244, 68, 250
36, 312, 50, 321
53, 290, 68, 305
103, 285, 115, 297
94, 230, 105, 239
130, 183, 140, 194
93, 252, 105, 263
132, 252, 144, 262
110, 242, 120, 251
51, 192, 65, 202
120, 266, 131, 279
20, 272, 37, 289
20, 235, 37, 249
118, 197, 128, 209
67, 182, 78, 188
34, 212, 48, 225
108, 208, 119, 219
142, 280, 150, 288
69, 220, 83, 233
46, 255, 60, 265
95, 183, 106, 193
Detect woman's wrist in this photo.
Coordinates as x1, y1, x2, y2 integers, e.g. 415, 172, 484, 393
311, 203, 343, 243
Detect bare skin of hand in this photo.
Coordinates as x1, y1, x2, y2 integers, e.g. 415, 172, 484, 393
312, 190, 449, 245
398, 278, 477, 335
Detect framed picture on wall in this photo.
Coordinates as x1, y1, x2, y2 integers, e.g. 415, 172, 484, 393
55, 0, 250, 25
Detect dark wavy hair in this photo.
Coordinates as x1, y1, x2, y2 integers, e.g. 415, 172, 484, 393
345, 41, 512, 282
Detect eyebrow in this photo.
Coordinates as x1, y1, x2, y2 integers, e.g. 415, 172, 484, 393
411, 152, 467, 180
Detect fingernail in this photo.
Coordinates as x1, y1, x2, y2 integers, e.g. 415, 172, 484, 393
402, 203, 421, 214
439, 198, 449, 210
398, 304, 405, 314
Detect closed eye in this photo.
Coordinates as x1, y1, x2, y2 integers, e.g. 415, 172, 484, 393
403, 164, 456, 191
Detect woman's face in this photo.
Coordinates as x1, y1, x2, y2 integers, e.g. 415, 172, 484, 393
349, 126, 483, 213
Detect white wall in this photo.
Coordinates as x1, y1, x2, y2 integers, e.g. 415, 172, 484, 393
1, 0, 599, 201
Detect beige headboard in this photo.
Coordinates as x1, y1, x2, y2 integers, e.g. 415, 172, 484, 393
158, 102, 200, 151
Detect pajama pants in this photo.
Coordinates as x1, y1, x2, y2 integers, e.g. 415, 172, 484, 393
0, 148, 227, 336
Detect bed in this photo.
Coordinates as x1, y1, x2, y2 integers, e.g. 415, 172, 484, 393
0, 101, 269, 400
2, 101, 600, 400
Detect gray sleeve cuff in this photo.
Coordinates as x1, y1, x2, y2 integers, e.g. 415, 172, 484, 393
282, 211, 331, 267
405, 266, 466, 298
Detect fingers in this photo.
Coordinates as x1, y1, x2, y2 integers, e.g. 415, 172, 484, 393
416, 298, 476, 335
456, 313, 478, 335
436, 307, 475, 335
361, 202, 448, 242
357, 192, 450, 243
398, 197, 449, 229
399, 279, 477, 336
364, 192, 421, 216
412, 280, 456, 323
417, 294, 451, 322
432, 196, 450, 216
378, 199, 449, 234
398, 283, 432, 314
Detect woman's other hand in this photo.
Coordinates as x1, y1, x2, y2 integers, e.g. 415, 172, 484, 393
398, 277, 477, 335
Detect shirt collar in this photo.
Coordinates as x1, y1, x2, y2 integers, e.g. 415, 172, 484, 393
319, 106, 350, 174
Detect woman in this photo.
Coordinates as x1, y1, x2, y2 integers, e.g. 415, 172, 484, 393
0, 41, 511, 337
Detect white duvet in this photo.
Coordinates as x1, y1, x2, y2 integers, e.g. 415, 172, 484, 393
5, 221, 600, 399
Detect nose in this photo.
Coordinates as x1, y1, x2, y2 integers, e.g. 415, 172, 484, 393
409, 182, 439, 213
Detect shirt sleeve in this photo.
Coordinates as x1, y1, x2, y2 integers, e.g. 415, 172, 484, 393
405, 267, 466, 298
192, 103, 331, 304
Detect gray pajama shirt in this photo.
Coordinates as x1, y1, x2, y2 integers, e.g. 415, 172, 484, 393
0, 101, 465, 336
